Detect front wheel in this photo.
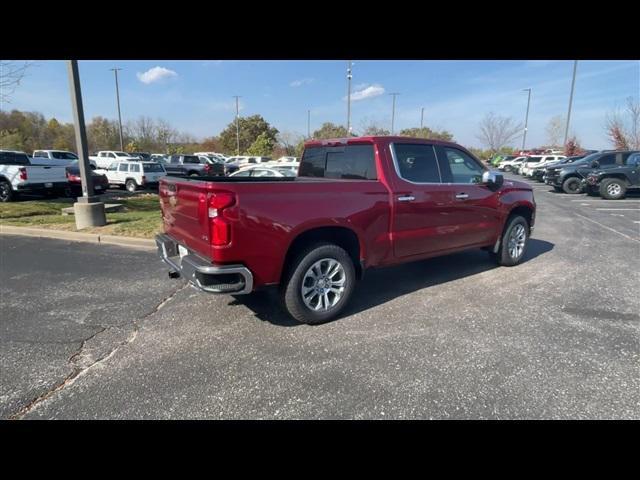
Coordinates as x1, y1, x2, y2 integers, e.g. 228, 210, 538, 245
600, 178, 626, 200
0, 180, 14, 202
504, 165, 512, 172
493, 215, 529, 267
562, 177, 583, 194
281, 243, 356, 324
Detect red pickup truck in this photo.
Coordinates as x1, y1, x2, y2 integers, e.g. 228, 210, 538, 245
156, 136, 536, 324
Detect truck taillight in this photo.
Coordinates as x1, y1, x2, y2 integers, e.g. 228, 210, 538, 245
209, 192, 235, 246
203, 163, 211, 174
19, 168, 28, 181
141, 175, 146, 184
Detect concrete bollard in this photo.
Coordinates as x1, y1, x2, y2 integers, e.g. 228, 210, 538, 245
74, 201, 107, 229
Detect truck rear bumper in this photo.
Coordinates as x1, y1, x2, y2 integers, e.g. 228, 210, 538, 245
155, 233, 253, 295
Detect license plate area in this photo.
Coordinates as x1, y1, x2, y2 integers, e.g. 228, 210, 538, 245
45, 182, 53, 188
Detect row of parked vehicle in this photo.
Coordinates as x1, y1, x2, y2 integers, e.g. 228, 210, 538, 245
493, 150, 640, 199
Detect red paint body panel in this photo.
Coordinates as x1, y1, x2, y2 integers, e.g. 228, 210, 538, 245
159, 137, 535, 289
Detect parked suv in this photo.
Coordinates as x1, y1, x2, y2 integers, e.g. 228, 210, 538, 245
101, 161, 167, 192
582, 152, 640, 199
544, 151, 636, 194
164, 154, 216, 177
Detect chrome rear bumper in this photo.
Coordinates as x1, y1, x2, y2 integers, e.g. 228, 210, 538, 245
155, 233, 253, 294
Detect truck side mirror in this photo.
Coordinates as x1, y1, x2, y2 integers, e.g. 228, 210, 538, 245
482, 170, 504, 190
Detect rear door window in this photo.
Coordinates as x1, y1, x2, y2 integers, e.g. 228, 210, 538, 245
300, 144, 376, 180
0, 152, 30, 165
391, 144, 441, 183
118, 163, 129, 172
129, 163, 140, 173
598, 154, 616, 166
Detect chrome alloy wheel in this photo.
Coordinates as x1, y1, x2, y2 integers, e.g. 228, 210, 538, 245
508, 224, 527, 259
607, 183, 622, 196
301, 258, 346, 311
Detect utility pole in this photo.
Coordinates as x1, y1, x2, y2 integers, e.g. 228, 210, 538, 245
522, 88, 532, 150
307, 109, 311, 139
389, 93, 400, 134
563, 60, 578, 148
67, 60, 106, 228
232, 95, 241, 155
420, 107, 425, 130
346, 61, 352, 135
110, 68, 124, 151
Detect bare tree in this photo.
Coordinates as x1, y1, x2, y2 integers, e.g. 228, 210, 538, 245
277, 131, 304, 155
358, 116, 390, 136
476, 112, 523, 153
156, 119, 178, 150
0, 61, 33, 103
545, 115, 565, 147
605, 97, 640, 150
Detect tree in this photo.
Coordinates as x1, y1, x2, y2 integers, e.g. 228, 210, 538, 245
311, 122, 348, 139
605, 97, 640, 150
156, 119, 178, 152
476, 112, 523, 154
246, 132, 276, 156
0, 61, 33, 103
200, 136, 220, 152
219, 114, 279, 154
87, 116, 120, 152
359, 117, 390, 136
277, 131, 304, 155
564, 136, 582, 156
545, 115, 565, 147
398, 126, 454, 141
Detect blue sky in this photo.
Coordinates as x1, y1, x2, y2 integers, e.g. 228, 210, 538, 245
4, 60, 639, 149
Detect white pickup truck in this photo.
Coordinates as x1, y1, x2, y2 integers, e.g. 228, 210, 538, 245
31, 150, 98, 169
90, 150, 140, 169
0, 150, 69, 202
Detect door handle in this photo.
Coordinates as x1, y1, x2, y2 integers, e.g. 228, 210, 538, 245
455, 193, 469, 200
397, 195, 415, 202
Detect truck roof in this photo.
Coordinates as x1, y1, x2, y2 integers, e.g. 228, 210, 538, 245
303, 136, 462, 149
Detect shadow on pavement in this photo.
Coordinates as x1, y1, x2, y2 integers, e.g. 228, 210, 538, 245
230, 239, 554, 327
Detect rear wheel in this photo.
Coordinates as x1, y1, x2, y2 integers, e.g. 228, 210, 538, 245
188, 171, 199, 177
125, 179, 138, 192
504, 165, 512, 172
493, 215, 529, 267
281, 243, 356, 324
600, 178, 626, 200
562, 177, 582, 194
0, 180, 14, 202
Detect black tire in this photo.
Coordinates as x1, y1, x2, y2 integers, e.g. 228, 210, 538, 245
281, 243, 356, 325
599, 178, 626, 200
125, 179, 137, 192
504, 165, 512, 172
493, 215, 529, 267
188, 171, 199, 177
562, 176, 582, 194
0, 180, 14, 202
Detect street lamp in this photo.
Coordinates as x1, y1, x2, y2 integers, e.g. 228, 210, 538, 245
563, 60, 578, 148
346, 61, 352, 135
307, 109, 311, 139
110, 68, 124, 151
522, 88, 532, 150
420, 107, 425, 130
232, 96, 241, 155
389, 93, 400, 134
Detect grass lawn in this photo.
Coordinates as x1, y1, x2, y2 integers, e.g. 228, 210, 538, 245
0, 193, 163, 239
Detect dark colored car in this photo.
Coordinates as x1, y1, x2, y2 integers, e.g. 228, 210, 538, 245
65, 162, 109, 197
164, 155, 221, 177
544, 151, 637, 194
530, 155, 585, 181
129, 152, 152, 161
582, 152, 640, 199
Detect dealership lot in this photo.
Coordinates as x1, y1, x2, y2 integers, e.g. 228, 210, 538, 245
1, 173, 638, 419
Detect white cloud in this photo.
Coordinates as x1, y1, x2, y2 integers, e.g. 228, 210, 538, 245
136, 66, 178, 84
348, 84, 385, 101
290, 78, 314, 87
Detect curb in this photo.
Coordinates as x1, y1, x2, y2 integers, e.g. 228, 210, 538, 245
0, 225, 156, 250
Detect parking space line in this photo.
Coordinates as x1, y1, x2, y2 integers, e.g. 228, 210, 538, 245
575, 214, 640, 243
596, 208, 640, 211
571, 199, 640, 202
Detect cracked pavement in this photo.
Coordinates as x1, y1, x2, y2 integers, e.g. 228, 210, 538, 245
1, 175, 639, 419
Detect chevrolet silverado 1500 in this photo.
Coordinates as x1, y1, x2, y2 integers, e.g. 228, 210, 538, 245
156, 137, 536, 324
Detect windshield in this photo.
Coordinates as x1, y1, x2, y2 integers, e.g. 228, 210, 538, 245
114, 152, 130, 157
51, 151, 78, 160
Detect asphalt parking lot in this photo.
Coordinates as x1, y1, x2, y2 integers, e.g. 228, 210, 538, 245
1, 173, 639, 419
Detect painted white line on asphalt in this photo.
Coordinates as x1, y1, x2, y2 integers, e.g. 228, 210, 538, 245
580, 203, 591, 206
571, 199, 640, 202
596, 208, 640, 211
635, 221, 640, 224
575, 214, 640, 243
610, 214, 625, 217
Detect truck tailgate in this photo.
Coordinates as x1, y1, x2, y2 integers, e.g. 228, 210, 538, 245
25, 165, 68, 183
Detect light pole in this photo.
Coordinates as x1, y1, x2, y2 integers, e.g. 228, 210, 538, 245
110, 68, 124, 151
67, 60, 106, 228
307, 109, 311, 139
563, 60, 578, 148
522, 88, 532, 150
389, 93, 400, 134
346, 61, 352, 135
420, 107, 425, 130
232, 95, 241, 155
